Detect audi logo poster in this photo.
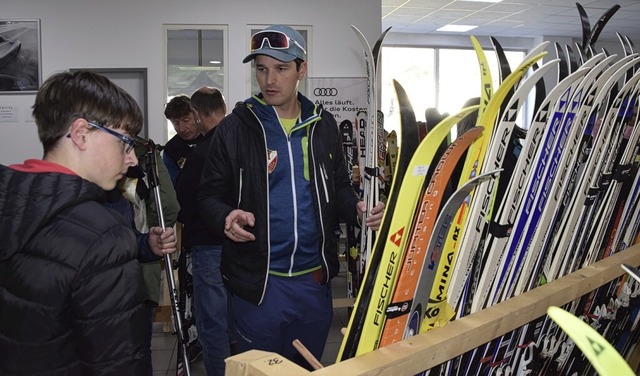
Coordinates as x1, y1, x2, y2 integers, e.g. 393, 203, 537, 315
307, 77, 367, 122
313, 88, 339, 96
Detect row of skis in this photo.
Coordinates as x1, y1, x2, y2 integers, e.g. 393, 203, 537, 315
336, 3, 640, 375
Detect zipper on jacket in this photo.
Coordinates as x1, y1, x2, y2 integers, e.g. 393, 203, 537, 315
319, 163, 330, 203
262, 123, 271, 304
237, 167, 243, 208
286, 133, 300, 276
248, 107, 271, 305
309, 125, 329, 281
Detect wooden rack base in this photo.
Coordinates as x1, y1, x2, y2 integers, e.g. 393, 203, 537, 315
225, 245, 640, 375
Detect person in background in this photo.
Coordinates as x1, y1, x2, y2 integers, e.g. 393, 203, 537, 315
197, 25, 385, 369
176, 86, 230, 376
162, 94, 203, 186
162, 94, 204, 369
0, 70, 156, 374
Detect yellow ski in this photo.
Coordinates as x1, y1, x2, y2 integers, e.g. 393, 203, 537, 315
547, 306, 634, 376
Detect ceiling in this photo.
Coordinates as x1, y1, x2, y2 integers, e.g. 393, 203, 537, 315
382, 0, 640, 46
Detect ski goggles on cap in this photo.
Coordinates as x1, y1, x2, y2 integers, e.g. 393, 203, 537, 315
250, 30, 307, 55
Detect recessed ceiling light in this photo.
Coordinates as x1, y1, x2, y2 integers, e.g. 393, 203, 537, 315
437, 24, 478, 32
178, 66, 221, 71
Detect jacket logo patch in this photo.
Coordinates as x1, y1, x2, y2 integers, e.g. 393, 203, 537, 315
267, 149, 278, 174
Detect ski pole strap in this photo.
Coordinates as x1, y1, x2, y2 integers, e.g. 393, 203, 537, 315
599, 174, 613, 190
364, 166, 380, 179
613, 164, 632, 181
488, 221, 512, 239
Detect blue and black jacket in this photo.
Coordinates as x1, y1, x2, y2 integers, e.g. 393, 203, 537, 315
198, 92, 360, 305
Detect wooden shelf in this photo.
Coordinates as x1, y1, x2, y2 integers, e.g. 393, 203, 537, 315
225, 244, 640, 375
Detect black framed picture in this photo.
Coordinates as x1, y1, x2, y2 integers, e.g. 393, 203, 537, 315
0, 19, 41, 94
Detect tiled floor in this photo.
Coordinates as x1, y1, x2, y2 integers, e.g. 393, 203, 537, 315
150, 326, 206, 375
151, 261, 351, 375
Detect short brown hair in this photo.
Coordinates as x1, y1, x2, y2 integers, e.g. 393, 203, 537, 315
32, 70, 143, 153
190, 87, 227, 117
164, 95, 192, 119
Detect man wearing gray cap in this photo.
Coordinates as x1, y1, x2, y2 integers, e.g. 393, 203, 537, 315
198, 24, 384, 370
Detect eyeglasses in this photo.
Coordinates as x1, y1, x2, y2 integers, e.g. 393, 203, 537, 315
87, 121, 136, 154
250, 30, 307, 55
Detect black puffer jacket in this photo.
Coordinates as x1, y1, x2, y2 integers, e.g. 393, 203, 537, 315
0, 165, 147, 375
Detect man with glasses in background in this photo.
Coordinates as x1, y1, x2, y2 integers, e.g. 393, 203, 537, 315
0, 70, 158, 374
198, 25, 385, 369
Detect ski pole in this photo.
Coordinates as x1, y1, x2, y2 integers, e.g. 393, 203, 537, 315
137, 137, 191, 376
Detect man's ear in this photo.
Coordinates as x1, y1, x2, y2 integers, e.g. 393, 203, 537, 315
298, 61, 308, 80
67, 118, 90, 151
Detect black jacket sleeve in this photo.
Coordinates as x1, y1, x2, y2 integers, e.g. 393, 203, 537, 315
197, 118, 236, 238
327, 112, 361, 226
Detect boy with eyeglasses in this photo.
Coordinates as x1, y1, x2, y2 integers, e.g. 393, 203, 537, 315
197, 25, 385, 369
0, 70, 157, 374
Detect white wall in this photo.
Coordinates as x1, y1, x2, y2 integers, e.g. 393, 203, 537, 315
0, 0, 381, 165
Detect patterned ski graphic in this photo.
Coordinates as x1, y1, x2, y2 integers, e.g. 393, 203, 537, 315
422, 48, 547, 331
353, 104, 479, 356
409, 169, 501, 339
447, 58, 559, 315
351, 25, 382, 287
378, 125, 484, 347
336, 79, 420, 361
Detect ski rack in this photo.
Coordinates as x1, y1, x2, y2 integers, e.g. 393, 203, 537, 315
225, 244, 640, 375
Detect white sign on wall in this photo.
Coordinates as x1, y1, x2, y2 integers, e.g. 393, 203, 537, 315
307, 77, 367, 122
307, 76, 370, 178
0, 105, 19, 123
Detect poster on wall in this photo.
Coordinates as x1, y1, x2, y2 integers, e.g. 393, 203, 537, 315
307, 77, 367, 124
307, 76, 368, 180
0, 19, 41, 94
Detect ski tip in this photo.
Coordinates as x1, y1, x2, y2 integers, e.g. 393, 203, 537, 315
470, 35, 481, 47
547, 306, 635, 376
350, 25, 366, 40
392, 79, 408, 97
489, 168, 503, 178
